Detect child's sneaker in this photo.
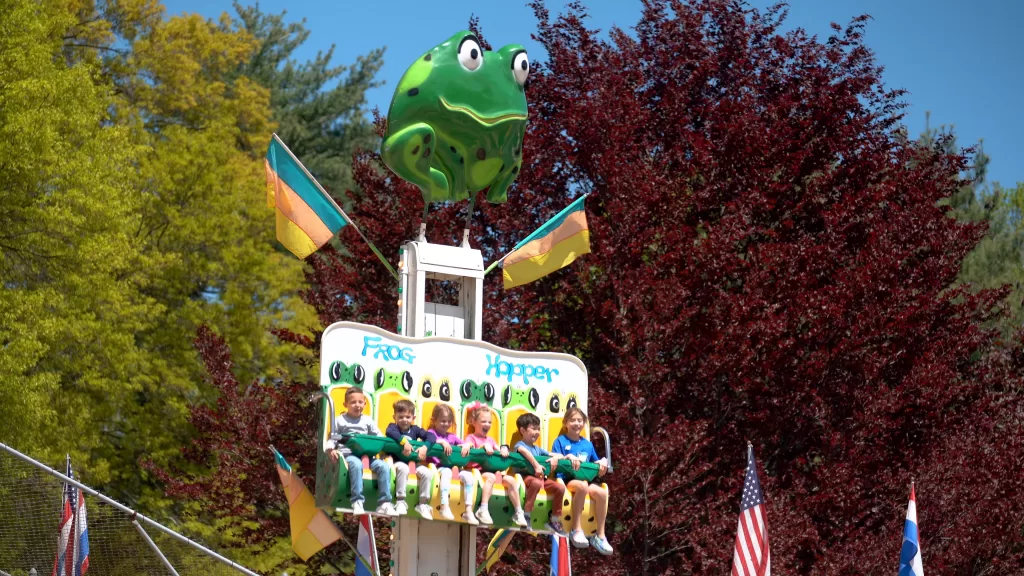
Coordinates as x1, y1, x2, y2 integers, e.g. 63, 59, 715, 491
395, 501, 409, 515
351, 501, 365, 516
545, 518, 567, 536
415, 502, 434, 519
511, 510, 527, 527
570, 529, 589, 549
439, 505, 455, 520
461, 511, 480, 525
523, 511, 533, 530
475, 507, 493, 525
589, 535, 613, 556
376, 502, 398, 516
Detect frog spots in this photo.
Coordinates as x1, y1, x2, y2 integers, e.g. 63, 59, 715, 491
476, 148, 487, 160
423, 53, 432, 62
450, 145, 457, 153
423, 134, 432, 144
512, 165, 519, 175
412, 145, 421, 155
407, 87, 420, 97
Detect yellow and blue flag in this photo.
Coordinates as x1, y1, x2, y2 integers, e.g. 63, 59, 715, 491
481, 528, 516, 574
501, 195, 591, 289
264, 134, 349, 259
272, 447, 343, 560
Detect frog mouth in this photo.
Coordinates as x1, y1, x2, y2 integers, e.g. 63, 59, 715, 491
439, 96, 526, 125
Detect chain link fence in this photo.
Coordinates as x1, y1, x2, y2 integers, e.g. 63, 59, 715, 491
0, 444, 258, 576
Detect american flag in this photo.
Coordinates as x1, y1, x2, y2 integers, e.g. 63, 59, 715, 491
732, 444, 770, 576
52, 456, 89, 576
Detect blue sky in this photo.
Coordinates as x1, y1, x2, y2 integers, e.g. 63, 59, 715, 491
164, 0, 1024, 187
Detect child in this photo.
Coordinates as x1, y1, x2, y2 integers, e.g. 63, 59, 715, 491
327, 387, 396, 517
463, 402, 527, 527
512, 413, 566, 535
551, 406, 613, 555
384, 399, 436, 517
425, 404, 474, 521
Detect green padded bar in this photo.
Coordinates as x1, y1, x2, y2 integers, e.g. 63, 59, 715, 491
342, 434, 604, 481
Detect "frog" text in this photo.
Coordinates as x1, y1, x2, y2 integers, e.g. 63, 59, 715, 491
362, 336, 415, 364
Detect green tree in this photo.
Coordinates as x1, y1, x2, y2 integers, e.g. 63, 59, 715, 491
0, 0, 157, 480
921, 113, 1024, 335
232, 2, 384, 200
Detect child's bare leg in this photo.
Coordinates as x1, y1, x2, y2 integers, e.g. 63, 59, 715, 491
588, 484, 609, 538
502, 475, 522, 511
566, 480, 589, 532
480, 472, 496, 503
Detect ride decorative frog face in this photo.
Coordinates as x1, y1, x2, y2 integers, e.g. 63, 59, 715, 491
381, 31, 529, 205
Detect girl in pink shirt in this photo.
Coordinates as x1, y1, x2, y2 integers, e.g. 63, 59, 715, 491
427, 404, 474, 521
464, 403, 527, 526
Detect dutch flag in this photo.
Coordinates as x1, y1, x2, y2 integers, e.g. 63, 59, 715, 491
898, 483, 924, 576
354, 515, 379, 576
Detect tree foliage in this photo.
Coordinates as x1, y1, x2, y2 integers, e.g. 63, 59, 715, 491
0, 0, 156, 481
159, 1, 1024, 574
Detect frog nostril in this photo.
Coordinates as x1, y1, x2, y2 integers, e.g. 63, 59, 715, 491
412, 145, 420, 155
450, 146, 457, 154
407, 87, 419, 97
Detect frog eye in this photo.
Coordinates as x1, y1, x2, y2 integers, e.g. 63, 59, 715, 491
458, 36, 483, 71
512, 51, 529, 85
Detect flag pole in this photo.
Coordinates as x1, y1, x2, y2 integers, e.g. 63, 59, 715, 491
271, 134, 398, 281
483, 194, 590, 276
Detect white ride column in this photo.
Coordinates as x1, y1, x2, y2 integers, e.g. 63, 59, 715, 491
392, 240, 484, 576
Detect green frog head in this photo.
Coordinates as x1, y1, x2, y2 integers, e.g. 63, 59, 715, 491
329, 361, 365, 387
502, 384, 539, 410
375, 367, 414, 395
460, 379, 496, 405
382, 31, 529, 205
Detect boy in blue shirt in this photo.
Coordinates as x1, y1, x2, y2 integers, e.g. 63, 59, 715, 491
513, 413, 566, 535
384, 399, 436, 517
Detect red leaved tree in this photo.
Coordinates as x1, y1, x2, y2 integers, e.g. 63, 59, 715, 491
156, 1, 1024, 574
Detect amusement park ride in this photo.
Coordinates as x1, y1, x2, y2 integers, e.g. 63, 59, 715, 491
302, 30, 612, 575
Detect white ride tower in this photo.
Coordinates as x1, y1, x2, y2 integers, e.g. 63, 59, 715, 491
393, 239, 485, 576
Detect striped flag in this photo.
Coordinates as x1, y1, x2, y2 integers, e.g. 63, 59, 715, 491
500, 195, 591, 289
898, 483, 924, 576
482, 529, 516, 574
52, 456, 89, 576
549, 534, 571, 576
264, 134, 350, 259
732, 444, 770, 576
272, 448, 343, 560
355, 515, 380, 576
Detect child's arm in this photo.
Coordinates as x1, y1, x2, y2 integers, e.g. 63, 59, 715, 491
385, 423, 414, 456
384, 423, 404, 444
516, 443, 545, 477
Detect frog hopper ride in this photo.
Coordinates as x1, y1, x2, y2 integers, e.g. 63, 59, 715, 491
313, 323, 613, 538
381, 30, 530, 244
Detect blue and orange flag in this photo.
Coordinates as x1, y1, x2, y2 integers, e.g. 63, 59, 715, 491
272, 447, 343, 560
264, 135, 350, 259
498, 195, 591, 289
